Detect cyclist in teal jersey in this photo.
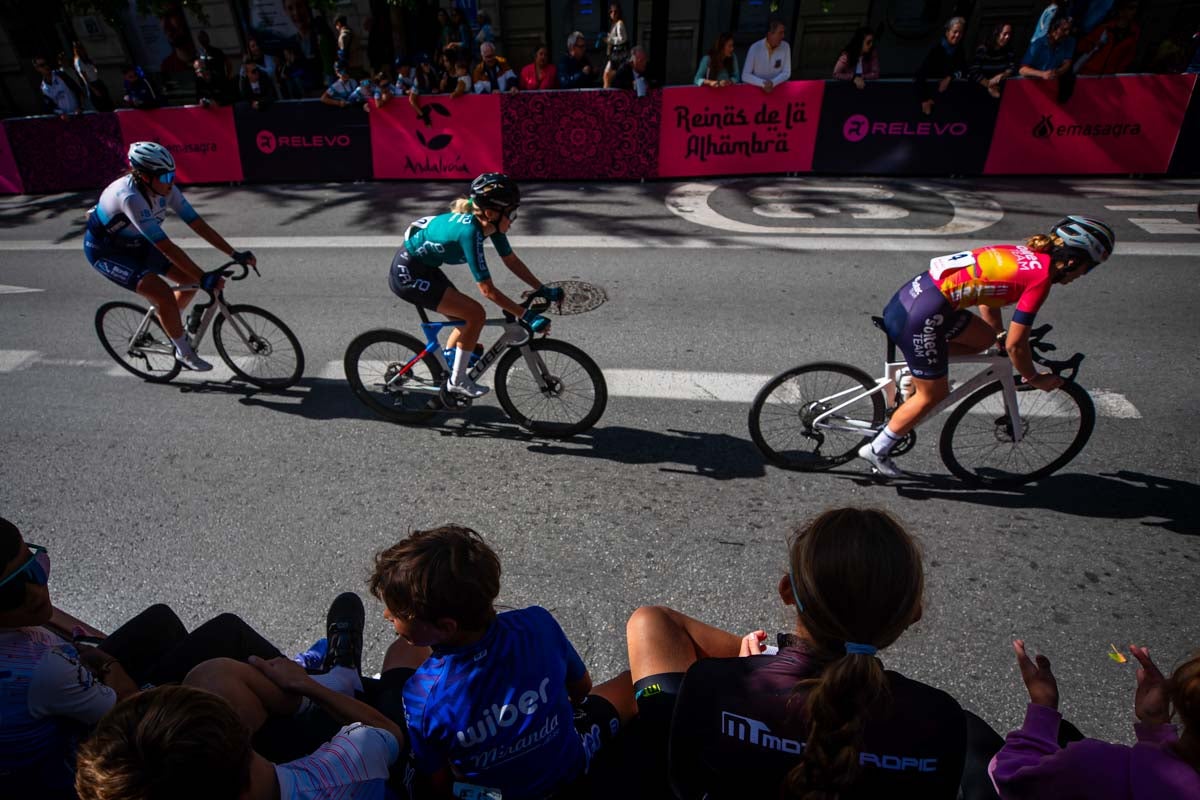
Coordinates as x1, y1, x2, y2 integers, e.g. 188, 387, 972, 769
388, 173, 561, 398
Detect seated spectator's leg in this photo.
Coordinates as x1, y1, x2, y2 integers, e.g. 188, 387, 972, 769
184, 656, 300, 732
366, 637, 431, 727
587, 669, 637, 725
961, 710, 1003, 800
97, 603, 188, 686
146, 612, 284, 685
625, 607, 741, 792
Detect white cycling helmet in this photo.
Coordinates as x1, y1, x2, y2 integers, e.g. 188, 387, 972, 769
127, 141, 175, 175
1052, 216, 1115, 265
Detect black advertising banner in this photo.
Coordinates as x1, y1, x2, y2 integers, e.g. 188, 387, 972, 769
1169, 81, 1200, 176
813, 80, 1000, 175
234, 100, 372, 183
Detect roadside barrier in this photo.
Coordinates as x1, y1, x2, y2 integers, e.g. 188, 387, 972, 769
2, 73, 1196, 193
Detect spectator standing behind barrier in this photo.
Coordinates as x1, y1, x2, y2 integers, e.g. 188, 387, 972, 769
988, 641, 1200, 798
121, 64, 163, 110
436, 8, 454, 52
239, 60, 278, 111
195, 30, 230, 82
278, 45, 307, 99
364, 73, 396, 113
1031, 1, 1065, 43
473, 41, 518, 93
55, 52, 91, 110
475, 11, 495, 57
695, 33, 740, 87
915, 17, 967, 115
72, 41, 113, 112
450, 58, 473, 97
1020, 13, 1075, 80
601, 3, 630, 89
1073, 0, 1115, 35
743, 19, 791, 93
559, 30, 598, 89
520, 44, 559, 90
33, 56, 82, 119
367, 525, 637, 799
194, 58, 233, 107
833, 26, 880, 89
611, 45, 650, 96
970, 23, 1017, 99
334, 15, 353, 70
625, 508, 968, 799
450, 9, 472, 55
1074, 0, 1140, 74
321, 62, 363, 108
243, 37, 278, 82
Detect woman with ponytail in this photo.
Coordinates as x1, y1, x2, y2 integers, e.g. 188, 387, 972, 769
989, 643, 1200, 798
625, 508, 967, 798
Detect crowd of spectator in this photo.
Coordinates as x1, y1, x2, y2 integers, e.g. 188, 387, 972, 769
29, 1, 1200, 121
2, 509, 1197, 800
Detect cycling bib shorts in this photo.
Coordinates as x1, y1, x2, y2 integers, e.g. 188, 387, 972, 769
882, 272, 973, 380
84, 228, 171, 292
388, 247, 454, 310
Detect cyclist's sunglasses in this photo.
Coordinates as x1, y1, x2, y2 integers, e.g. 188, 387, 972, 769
503, 205, 519, 222
158, 170, 176, 185
0, 544, 50, 594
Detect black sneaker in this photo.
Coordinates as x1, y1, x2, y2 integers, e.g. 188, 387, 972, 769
322, 592, 365, 674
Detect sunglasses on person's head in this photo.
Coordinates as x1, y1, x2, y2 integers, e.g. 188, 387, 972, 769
0, 544, 50, 593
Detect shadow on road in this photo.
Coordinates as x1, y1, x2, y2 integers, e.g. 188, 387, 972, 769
174, 377, 764, 479
883, 470, 1199, 536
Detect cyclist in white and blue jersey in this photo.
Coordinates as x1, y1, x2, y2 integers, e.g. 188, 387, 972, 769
84, 142, 255, 371
389, 173, 562, 398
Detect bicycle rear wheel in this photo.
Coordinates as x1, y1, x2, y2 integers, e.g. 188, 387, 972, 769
95, 301, 181, 383
344, 329, 443, 424
494, 339, 607, 437
939, 380, 1095, 486
748, 362, 885, 470
212, 304, 305, 389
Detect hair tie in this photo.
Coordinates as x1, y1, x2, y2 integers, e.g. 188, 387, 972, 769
845, 642, 878, 656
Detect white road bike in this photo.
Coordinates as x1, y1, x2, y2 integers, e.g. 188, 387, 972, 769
748, 317, 1095, 486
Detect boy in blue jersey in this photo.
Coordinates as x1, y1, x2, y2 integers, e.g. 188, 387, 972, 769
367, 526, 636, 799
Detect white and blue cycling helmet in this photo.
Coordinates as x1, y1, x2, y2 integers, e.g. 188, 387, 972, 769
127, 141, 176, 175
1052, 216, 1115, 266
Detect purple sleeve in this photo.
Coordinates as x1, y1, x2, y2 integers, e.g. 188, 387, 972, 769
989, 703, 1132, 799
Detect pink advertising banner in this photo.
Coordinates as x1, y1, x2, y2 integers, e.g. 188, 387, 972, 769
0, 123, 23, 194
371, 94, 502, 180
116, 105, 244, 183
657, 81, 826, 177
984, 74, 1197, 175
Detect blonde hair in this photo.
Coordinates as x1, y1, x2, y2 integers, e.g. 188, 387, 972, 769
450, 197, 473, 214
1025, 233, 1064, 253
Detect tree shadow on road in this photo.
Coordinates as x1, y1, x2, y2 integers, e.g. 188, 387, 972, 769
860, 470, 1199, 536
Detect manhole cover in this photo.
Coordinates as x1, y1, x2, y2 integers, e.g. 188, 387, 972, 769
545, 280, 607, 315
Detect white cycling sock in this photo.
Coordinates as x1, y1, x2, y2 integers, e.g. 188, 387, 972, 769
870, 426, 903, 456
310, 665, 364, 697
450, 346, 470, 384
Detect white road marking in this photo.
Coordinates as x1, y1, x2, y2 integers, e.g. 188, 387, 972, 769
1104, 204, 1198, 212
0, 235, 1196, 256
0, 351, 1149, 419
0, 284, 43, 294
1127, 218, 1200, 235
665, 182, 1004, 235
1068, 184, 1200, 198
747, 186, 911, 220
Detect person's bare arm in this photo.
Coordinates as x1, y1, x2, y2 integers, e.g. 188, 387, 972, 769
44, 606, 107, 641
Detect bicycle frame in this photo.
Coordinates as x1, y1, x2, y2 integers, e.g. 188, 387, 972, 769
122, 290, 253, 355
383, 308, 540, 396
809, 350, 1024, 443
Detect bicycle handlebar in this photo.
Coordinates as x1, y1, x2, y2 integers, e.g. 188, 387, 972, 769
1014, 324, 1086, 382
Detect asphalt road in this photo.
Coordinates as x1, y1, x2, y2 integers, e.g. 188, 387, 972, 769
1, 176, 1198, 746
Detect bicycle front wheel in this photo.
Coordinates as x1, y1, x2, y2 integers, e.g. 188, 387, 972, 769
939, 380, 1095, 486
748, 362, 884, 470
212, 304, 305, 389
344, 329, 443, 424
95, 301, 181, 383
494, 339, 607, 437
